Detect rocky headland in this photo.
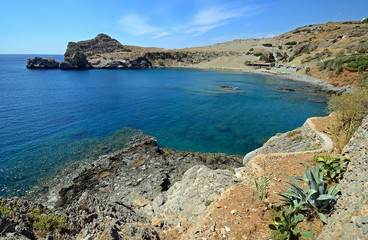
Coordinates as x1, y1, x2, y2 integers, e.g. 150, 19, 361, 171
1, 113, 367, 239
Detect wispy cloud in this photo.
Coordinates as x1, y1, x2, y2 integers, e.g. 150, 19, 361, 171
118, 13, 159, 35
185, 23, 224, 36
152, 32, 171, 39
192, 7, 245, 25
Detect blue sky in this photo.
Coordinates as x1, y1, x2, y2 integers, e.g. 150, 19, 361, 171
0, 0, 367, 54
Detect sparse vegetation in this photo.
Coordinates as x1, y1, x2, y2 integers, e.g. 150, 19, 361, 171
327, 90, 368, 151
157, 59, 164, 66
362, 18, 368, 24
318, 55, 368, 75
285, 41, 297, 46
269, 203, 315, 240
253, 162, 272, 203
29, 207, 67, 232
204, 200, 212, 207
0, 200, 17, 216
287, 129, 302, 141
227, 167, 236, 174
313, 155, 349, 184
262, 43, 273, 47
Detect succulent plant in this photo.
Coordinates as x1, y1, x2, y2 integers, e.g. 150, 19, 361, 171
313, 155, 349, 184
278, 164, 340, 223
269, 201, 315, 240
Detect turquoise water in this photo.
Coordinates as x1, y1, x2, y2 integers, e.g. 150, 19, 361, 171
0, 54, 327, 197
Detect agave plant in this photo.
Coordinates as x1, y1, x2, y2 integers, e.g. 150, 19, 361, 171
278, 164, 340, 223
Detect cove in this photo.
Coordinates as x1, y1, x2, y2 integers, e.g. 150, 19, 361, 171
0, 54, 327, 197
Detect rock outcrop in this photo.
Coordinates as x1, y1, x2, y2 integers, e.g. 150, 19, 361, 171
318, 116, 368, 239
64, 33, 126, 57
26, 57, 60, 69
0, 133, 243, 239
144, 165, 241, 229
60, 52, 92, 69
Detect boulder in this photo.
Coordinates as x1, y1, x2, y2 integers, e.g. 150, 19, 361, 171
26, 57, 60, 69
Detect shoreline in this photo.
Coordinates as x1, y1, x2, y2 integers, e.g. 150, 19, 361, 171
167, 65, 353, 93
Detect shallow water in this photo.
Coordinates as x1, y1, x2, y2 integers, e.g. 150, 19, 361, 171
0, 54, 327, 197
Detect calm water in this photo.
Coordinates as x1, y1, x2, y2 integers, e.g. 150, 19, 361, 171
0, 54, 327, 197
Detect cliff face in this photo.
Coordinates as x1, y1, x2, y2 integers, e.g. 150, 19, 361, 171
318, 116, 368, 239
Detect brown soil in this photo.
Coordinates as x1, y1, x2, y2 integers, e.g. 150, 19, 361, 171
159, 116, 333, 240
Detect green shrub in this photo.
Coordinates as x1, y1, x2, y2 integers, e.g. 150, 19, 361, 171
227, 167, 236, 174
157, 59, 164, 66
278, 165, 340, 223
204, 200, 212, 207
269, 202, 315, 240
318, 55, 368, 74
278, 46, 283, 50
29, 207, 67, 232
244, 60, 252, 66
249, 48, 254, 52
313, 155, 349, 184
263, 43, 273, 47
0, 200, 17, 216
362, 18, 368, 24
285, 41, 297, 46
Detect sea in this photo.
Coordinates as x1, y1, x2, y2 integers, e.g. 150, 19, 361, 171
0, 54, 328, 197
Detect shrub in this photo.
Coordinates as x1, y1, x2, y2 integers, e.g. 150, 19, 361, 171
278, 165, 340, 223
285, 41, 297, 46
29, 207, 67, 232
263, 43, 273, 47
318, 55, 368, 74
157, 59, 164, 66
244, 60, 252, 66
249, 48, 254, 52
278, 46, 283, 50
362, 18, 368, 24
269, 202, 315, 240
313, 155, 349, 184
0, 200, 17, 217
327, 90, 368, 150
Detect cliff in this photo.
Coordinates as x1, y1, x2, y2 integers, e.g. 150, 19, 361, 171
318, 116, 368, 239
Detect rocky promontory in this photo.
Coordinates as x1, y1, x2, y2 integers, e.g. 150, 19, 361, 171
26, 57, 60, 69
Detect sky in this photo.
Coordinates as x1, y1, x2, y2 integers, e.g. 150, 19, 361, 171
0, 0, 367, 54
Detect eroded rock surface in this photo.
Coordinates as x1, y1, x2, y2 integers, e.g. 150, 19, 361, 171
26, 57, 60, 69
318, 116, 368, 239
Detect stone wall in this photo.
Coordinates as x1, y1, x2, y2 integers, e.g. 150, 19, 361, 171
318, 116, 368, 239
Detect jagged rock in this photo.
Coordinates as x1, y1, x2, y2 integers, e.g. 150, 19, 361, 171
60, 52, 92, 69
64, 33, 126, 57
26, 57, 60, 69
145, 165, 241, 228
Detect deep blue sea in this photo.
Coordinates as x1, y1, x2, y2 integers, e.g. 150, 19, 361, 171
0, 54, 328, 197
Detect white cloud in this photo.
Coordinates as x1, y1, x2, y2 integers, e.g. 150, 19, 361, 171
185, 23, 224, 36
118, 13, 159, 35
152, 32, 171, 39
192, 7, 245, 25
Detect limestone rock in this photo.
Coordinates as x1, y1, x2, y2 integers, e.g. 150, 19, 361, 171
60, 52, 92, 69
26, 57, 60, 69
64, 33, 126, 57
148, 165, 241, 228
